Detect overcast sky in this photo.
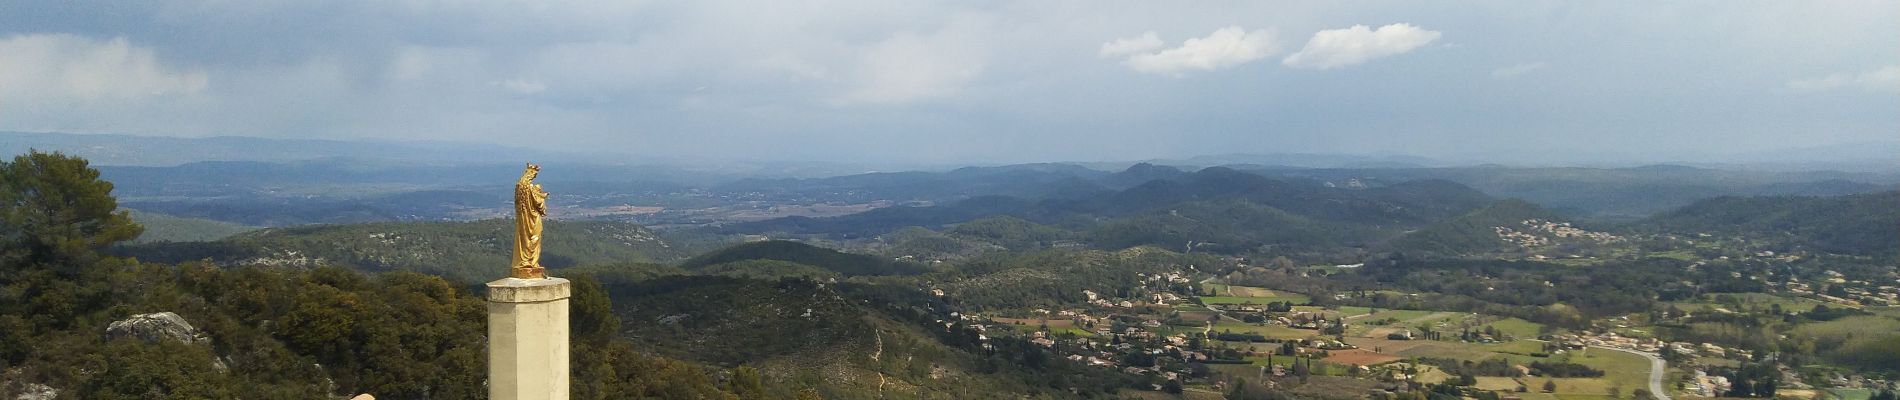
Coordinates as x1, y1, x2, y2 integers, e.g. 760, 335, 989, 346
1, 1, 1895, 165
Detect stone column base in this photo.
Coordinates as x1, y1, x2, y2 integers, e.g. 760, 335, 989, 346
488, 277, 571, 400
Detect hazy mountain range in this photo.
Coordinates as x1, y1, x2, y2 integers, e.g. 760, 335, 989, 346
11, 131, 1896, 173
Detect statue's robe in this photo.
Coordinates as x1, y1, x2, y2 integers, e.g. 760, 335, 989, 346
512, 178, 547, 271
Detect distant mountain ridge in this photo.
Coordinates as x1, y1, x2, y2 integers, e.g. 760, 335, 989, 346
0, 131, 583, 166
1242, 164, 1897, 217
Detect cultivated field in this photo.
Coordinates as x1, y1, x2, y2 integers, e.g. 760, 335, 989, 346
1200, 283, 1313, 305
1210, 318, 1319, 340
1671, 292, 1840, 313
1334, 336, 1652, 398
1323, 349, 1402, 366
1482, 317, 1546, 338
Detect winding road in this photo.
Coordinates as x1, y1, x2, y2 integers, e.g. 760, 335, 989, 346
1589, 345, 1670, 400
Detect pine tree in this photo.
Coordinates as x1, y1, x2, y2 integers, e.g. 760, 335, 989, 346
0, 150, 143, 274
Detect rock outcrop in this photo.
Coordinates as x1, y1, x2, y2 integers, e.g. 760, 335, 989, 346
11, 383, 55, 400
105, 312, 228, 372
106, 312, 209, 345
1, 368, 58, 400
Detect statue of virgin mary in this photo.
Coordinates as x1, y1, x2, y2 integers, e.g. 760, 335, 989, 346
511, 163, 548, 279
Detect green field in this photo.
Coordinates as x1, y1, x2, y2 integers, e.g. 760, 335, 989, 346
1484, 340, 1548, 357
1560, 348, 1651, 396
1198, 300, 1649, 398
1391, 340, 1505, 361
1344, 309, 1441, 337
1238, 355, 1352, 375
1173, 304, 1213, 312
1332, 306, 1374, 317
1473, 377, 1524, 392
1791, 315, 1900, 352
1201, 282, 1231, 294
1293, 305, 1373, 319
1483, 317, 1546, 339
1477, 345, 1647, 395
1673, 292, 1837, 313
1199, 283, 1312, 305
1200, 295, 1311, 305
1206, 357, 1350, 381
1647, 249, 1696, 261
1210, 318, 1321, 340
1336, 336, 1647, 398
1355, 309, 1437, 323
1050, 327, 1096, 337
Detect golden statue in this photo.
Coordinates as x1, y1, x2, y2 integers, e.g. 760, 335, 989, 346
511, 163, 548, 279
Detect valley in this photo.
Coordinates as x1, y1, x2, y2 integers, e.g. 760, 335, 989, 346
54, 149, 1894, 400
5, 2, 1896, 398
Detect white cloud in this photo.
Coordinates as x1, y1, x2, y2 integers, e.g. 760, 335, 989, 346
1787, 66, 1900, 93
1, 2, 1895, 162
0, 34, 207, 101
1099, 31, 1163, 58
1115, 27, 1278, 76
837, 31, 986, 104
1282, 23, 1440, 70
1491, 62, 1546, 79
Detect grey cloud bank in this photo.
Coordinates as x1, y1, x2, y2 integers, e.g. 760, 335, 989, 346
0, 1, 1894, 166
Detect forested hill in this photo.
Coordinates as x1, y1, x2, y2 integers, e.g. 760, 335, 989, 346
118, 219, 678, 283
680, 240, 928, 276
728, 166, 1497, 256
1242, 164, 1895, 217
8, 150, 1146, 399
1635, 190, 1900, 258
714, 162, 1113, 203
1048, 167, 1493, 224
123, 210, 259, 243
1380, 199, 1570, 256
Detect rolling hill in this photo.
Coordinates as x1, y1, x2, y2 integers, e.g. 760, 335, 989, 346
681, 240, 928, 276
1244, 164, 1896, 217
1636, 191, 1900, 258
1381, 199, 1571, 256
597, 275, 1135, 398
124, 210, 260, 243
118, 219, 679, 283
730, 166, 1499, 256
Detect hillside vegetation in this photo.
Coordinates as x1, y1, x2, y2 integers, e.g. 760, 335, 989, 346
119, 219, 678, 284
1637, 191, 1900, 258
0, 151, 739, 399
1246, 164, 1895, 217
682, 240, 927, 276
1381, 199, 1569, 256
124, 210, 259, 243
732, 167, 1499, 260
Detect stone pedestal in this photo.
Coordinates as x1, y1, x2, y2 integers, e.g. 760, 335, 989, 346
487, 277, 571, 400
